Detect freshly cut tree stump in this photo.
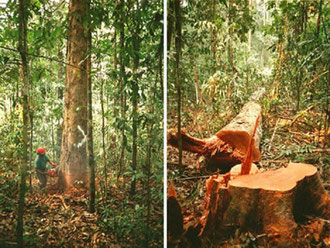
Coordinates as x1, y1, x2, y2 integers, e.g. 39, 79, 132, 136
208, 163, 329, 247
168, 101, 262, 171
169, 163, 329, 247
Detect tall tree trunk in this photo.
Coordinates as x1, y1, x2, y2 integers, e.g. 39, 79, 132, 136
16, 80, 19, 109
60, 0, 89, 188
212, 0, 217, 73
86, 21, 95, 213
113, 29, 119, 118
17, 0, 30, 246
29, 111, 33, 188
167, 0, 175, 51
130, 83, 139, 193
29, 59, 34, 188
175, 0, 183, 168
118, 3, 126, 182
100, 79, 107, 196
159, 29, 164, 103
145, 122, 153, 247
248, 0, 253, 51
228, 0, 234, 71
110, 25, 118, 157
57, 46, 64, 161
51, 122, 55, 153
296, 70, 302, 112
227, 0, 234, 99
29, 71, 33, 188
316, 0, 323, 37
130, 70, 138, 196
263, 0, 267, 26
324, 72, 329, 149
130, 3, 142, 196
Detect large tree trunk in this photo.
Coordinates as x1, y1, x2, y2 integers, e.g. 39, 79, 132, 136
87, 22, 95, 213
117, 2, 126, 182
168, 101, 262, 172
57, 46, 64, 161
60, 0, 89, 188
16, 0, 30, 246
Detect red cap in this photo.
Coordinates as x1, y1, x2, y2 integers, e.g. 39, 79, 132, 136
36, 147, 46, 155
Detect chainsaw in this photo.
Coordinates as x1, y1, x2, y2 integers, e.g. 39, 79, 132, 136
48, 168, 57, 177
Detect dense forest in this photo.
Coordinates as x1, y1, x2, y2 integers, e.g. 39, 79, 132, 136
0, 0, 163, 247
0, 0, 329, 247
167, 0, 329, 247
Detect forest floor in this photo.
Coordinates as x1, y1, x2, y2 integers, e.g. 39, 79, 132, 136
167, 105, 329, 247
0, 175, 162, 248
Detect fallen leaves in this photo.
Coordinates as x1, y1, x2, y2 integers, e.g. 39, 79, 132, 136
0, 177, 162, 247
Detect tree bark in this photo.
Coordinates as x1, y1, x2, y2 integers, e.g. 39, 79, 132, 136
159, 30, 164, 103
29, 109, 33, 188
175, 0, 183, 168
248, 0, 253, 51
228, 0, 234, 71
316, 0, 323, 37
57, 46, 64, 161
118, 2, 126, 182
168, 101, 262, 171
130, 1, 142, 196
100, 79, 107, 196
60, 0, 89, 188
130, 59, 139, 196
113, 29, 118, 118
110, 21, 118, 155
145, 122, 153, 247
17, 0, 30, 246
212, 0, 217, 73
167, 0, 175, 51
86, 19, 95, 213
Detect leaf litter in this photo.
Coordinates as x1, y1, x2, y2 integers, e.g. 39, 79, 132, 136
0, 175, 161, 247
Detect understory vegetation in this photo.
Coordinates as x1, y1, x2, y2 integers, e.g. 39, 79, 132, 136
0, 0, 163, 247
167, 0, 329, 247
168, 0, 329, 168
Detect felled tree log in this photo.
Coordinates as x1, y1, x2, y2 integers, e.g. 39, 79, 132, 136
168, 101, 262, 171
195, 163, 330, 247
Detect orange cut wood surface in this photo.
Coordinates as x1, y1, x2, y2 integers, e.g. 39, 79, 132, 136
230, 163, 317, 191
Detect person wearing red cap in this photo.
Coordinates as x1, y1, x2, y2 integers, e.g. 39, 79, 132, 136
34, 147, 58, 188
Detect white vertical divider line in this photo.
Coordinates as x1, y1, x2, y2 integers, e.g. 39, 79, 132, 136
163, 0, 168, 247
